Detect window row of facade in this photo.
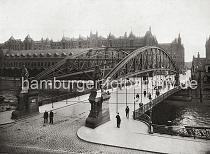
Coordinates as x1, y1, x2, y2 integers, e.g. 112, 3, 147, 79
3, 61, 57, 68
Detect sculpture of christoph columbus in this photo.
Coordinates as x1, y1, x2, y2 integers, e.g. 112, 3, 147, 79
93, 65, 103, 89
21, 65, 29, 80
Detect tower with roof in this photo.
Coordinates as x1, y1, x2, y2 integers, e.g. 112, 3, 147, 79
206, 36, 210, 59
23, 35, 33, 50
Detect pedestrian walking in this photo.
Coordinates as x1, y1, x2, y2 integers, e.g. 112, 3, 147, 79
49, 110, 54, 124
43, 110, 48, 124
148, 92, 152, 100
106, 91, 110, 95
156, 90, 160, 96
116, 113, 121, 128
139, 102, 143, 108
143, 90, 146, 97
136, 93, 139, 99
168, 83, 170, 90
125, 106, 129, 118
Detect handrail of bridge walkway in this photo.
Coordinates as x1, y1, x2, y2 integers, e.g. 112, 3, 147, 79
133, 86, 181, 120
133, 86, 210, 140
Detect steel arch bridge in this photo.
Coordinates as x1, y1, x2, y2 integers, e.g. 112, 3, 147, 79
34, 48, 130, 80
33, 46, 178, 82
103, 46, 177, 81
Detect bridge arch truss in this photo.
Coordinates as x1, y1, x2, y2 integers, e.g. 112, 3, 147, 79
34, 48, 130, 80
103, 46, 178, 85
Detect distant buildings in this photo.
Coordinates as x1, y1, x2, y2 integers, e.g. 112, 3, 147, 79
192, 36, 210, 78
206, 36, 210, 59
159, 34, 185, 72
0, 28, 185, 77
191, 36, 210, 102
0, 29, 158, 50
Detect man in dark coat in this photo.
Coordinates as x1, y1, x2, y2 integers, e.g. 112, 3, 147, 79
125, 106, 129, 118
148, 92, 152, 100
143, 90, 147, 97
156, 90, 160, 96
49, 110, 54, 124
136, 93, 139, 99
43, 111, 48, 123
116, 113, 121, 128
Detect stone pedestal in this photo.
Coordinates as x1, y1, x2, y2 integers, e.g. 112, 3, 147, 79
85, 89, 111, 128
12, 89, 39, 119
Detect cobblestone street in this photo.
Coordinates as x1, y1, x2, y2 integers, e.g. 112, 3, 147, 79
0, 102, 154, 154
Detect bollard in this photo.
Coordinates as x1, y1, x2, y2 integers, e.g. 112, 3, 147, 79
149, 124, 154, 134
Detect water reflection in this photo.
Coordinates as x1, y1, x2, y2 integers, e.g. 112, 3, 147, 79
152, 101, 210, 128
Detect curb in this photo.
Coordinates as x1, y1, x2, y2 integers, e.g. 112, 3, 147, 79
0, 112, 40, 127
76, 127, 164, 154
0, 121, 15, 126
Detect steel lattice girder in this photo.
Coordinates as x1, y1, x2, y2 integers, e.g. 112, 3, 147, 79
34, 46, 177, 81
103, 46, 177, 84
37, 48, 130, 80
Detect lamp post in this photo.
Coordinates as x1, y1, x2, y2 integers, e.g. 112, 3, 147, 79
199, 70, 202, 103
141, 76, 143, 103
116, 83, 118, 113
133, 76, 136, 119
126, 78, 128, 107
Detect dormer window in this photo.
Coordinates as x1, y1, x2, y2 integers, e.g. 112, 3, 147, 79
62, 52, 67, 57
27, 53, 32, 57
33, 53, 38, 57
40, 53, 45, 57
54, 53, 60, 57
21, 53, 26, 57
47, 53, 52, 57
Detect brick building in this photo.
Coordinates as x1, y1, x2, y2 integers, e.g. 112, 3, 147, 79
0, 28, 185, 77
159, 34, 185, 72
191, 36, 210, 102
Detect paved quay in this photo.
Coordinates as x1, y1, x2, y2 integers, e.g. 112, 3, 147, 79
0, 87, 154, 154
77, 83, 210, 154
0, 110, 15, 125
77, 116, 210, 154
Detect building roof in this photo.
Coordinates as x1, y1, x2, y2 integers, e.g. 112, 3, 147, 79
62, 36, 71, 41
192, 57, 208, 71
2, 48, 92, 58
159, 43, 171, 50
9, 36, 15, 40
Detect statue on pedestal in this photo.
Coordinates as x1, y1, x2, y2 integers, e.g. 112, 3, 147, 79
85, 65, 111, 128
12, 65, 39, 119
21, 65, 29, 80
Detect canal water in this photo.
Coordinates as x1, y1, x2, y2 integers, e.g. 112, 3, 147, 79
152, 100, 210, 128
152, 70, 210, 129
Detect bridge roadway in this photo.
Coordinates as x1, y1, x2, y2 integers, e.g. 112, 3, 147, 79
38, 75, 175, 114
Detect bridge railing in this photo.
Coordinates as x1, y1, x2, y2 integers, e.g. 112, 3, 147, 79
134, 86, 180, 119
37, 89, 91, 106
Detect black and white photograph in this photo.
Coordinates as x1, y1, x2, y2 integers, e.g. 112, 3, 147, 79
0, 0, 210, 153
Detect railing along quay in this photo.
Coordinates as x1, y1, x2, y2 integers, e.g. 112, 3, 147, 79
152, 125, 210, 140
133, 86, 210, 140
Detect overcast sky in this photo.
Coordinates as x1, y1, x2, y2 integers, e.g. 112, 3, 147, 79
0, 0, 210, 62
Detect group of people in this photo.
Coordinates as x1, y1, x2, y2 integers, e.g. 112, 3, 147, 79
43, 110, 54, 124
